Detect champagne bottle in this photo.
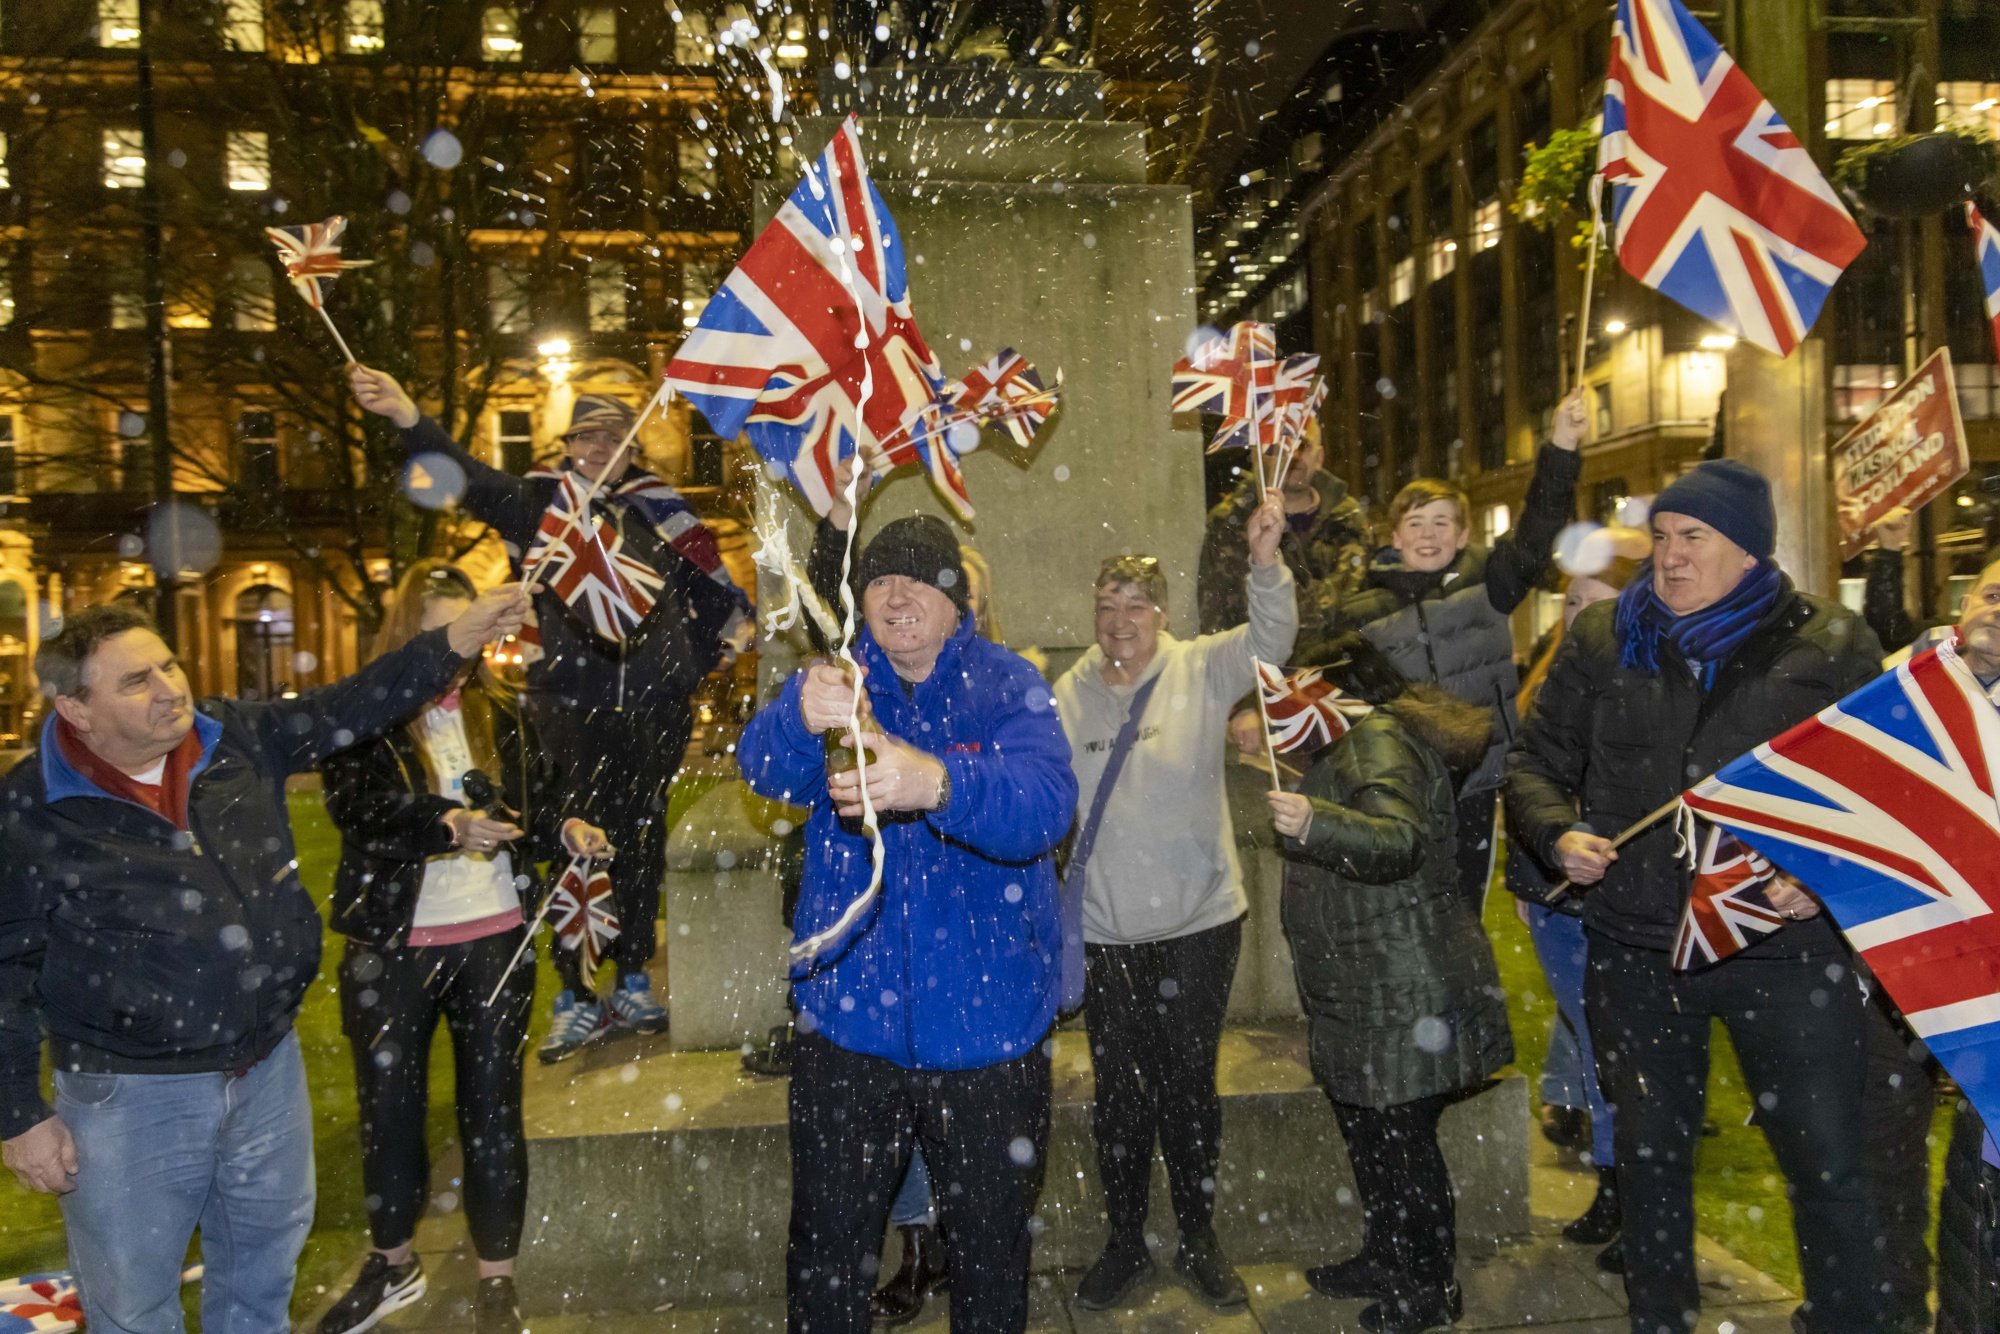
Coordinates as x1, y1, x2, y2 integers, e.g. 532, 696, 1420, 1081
821, 666, 877, 777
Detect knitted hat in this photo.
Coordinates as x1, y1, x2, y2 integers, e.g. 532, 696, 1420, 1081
1651, 459, 1776, 560
856, 515, 970, 615
562, 394, 637, 439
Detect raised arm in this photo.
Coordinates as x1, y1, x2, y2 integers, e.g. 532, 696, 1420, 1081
349, 364, 545, 548
1485, 389, 1586, 614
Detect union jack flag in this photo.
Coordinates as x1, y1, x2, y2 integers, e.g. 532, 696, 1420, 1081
0, 1271, 80, 1334
664, 117, 950, 518
1598, 0, 1866, 357
520, 472, 664, 644
547, 857, 621, 976
1682, 638, 2000, 1130
1670, 823, 1780, 969
948, 348, 1054, 449
1173, 323, 1278, 448
1256, 660, 1372, 755
1969, 202, 2000, 363
263, 215, 372, 310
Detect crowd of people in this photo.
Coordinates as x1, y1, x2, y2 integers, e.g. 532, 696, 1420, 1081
4, 363, 2000, 1334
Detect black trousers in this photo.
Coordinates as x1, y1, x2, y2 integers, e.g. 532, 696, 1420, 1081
1865, 983, 1942, 1332
1452, 786, 1498, 913
1082, 915, 1242, 1242
529, 692, 689, 990
338, 929, 536, 1260
1585, 933, 1880, 1333
787, 1031, 1050, 1334
1328, 1093, 1455, 1288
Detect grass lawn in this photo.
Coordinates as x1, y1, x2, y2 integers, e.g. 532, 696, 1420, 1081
0, 794, 1953, 1318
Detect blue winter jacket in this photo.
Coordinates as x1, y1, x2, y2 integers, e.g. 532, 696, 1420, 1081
737, 615, 1076, 1071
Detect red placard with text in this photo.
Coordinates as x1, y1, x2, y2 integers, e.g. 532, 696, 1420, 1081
1833, 348, 1968, 559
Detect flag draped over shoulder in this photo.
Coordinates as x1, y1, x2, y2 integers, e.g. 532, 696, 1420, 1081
1682, 639, 2000, 1130
1597, 0, 1865, 357
663, 117, 950, 517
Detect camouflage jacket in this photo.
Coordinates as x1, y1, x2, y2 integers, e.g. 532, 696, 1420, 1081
1198, 469, 1370, 635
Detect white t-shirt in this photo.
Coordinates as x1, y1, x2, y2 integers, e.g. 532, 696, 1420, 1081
409, 701, 521, 930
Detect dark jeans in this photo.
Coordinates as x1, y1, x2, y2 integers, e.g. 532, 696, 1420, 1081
1586, 933, 1879, 1333
530, 692, 689, 990
339, 930, 536, 1260
1865, 984, 1941, 1332
1329, 1092, 1455, 1288
1083, 915, 1243, 1242
1453, 786, 1498, 913
787, 1031, 1051, 1334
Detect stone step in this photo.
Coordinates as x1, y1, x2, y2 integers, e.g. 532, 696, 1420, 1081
511, 1025, 1529, 1316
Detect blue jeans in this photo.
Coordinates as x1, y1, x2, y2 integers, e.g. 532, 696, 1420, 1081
1525, 905, 1614, 1167
57, 1030, 315, 1334
890, 1142, 936, 1228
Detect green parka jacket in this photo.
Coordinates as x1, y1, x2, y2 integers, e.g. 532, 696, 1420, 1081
1280, 691, 1514, 1108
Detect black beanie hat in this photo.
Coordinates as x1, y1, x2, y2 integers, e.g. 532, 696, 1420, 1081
1651, 459, 1776, 561
855, 515, 970, 615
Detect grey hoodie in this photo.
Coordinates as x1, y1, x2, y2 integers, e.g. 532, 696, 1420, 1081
1054, 562, 1298, 946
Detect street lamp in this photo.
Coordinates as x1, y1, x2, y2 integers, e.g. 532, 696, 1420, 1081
1604, 318, 1628, 335
1699, 333, 1738, 351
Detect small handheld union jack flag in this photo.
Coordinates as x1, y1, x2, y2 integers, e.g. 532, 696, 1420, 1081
1173, 323, 1279, 453
521, 472, 665, 645
264, 215, 372, 361
548, 857, 621, 976
1256, 660, 1372, 755
1215, 352, 1324, 457
949, 348, 1057, 449
1670, 822, 1781, 969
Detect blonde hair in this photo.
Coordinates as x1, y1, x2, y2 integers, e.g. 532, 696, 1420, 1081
1387, 477, 1471, 530
371, 559, 477, 661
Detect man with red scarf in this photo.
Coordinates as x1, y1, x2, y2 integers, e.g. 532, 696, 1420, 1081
0, 587, 526, 1333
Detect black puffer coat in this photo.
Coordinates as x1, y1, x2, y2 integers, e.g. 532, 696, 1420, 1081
1280, 690, 1514, 1108
321, 674, 567, 948
1504, 580, 1882, 954
1938, 1099, 2000, 1334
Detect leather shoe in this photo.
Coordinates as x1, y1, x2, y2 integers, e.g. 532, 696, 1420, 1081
1074, 1234, 1152, 1311
870, 1224, 948, 1325
1172, 1232, 1246, 1309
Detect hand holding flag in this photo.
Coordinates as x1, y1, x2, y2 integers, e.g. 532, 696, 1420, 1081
264, 215, 373, 363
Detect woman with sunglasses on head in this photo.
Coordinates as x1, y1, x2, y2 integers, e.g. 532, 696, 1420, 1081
316, 561, 610, 1334
1051, 489, 1294, 1313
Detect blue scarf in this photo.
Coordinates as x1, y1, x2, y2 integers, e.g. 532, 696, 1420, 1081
1613, 559, 1786, 685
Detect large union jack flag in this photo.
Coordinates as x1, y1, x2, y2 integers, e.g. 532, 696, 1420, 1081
263, 215, 372, 311
1969, 202, 2000, 364
1683, 639, 2000, 1128
1256, 660, 1371, 755
547, 856, 621, 976
1598, 0, 1866, 358
520, 472, 664, 645
663, 117, 949, 518
1211, 351, 1322, 455
1670, 823, 1780, 969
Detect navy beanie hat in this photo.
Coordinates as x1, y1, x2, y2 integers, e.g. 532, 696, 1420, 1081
855, 515, 970, 615
1651, 459, 1776, 561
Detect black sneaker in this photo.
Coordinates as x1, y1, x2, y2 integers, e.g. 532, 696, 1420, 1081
1305, 1249, 1401, 1300
318, 1253, 426, 1334
474, 1276, 525, 1334
1359, 1279, 1462, 1332
1073, 1234, 1153, 1311
1563, 1166, 1621, 1245
1596, 1237, 1624, 1274
1173, 1233, 1247, 1309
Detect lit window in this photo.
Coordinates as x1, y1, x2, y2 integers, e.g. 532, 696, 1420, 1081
98, 0, 141, 48
111, 276, 146, 331
103, 129, 146, 190
223, 0, 265, 52
1426, 236, 1456, 283
678, 137, 717, 195
483, 7, 523, 62
675, 11, 713, 65
1358, 289, 1377, 325
1390, 256, 1416, 306
231, 255, 276, 331
588, 260, 627, 332
0, 415, 18, 496
1832, 363, 1899, 422
0, 132, 9, 191
1958, 362, 2000, 421
1939, 81, 2000, 141
0, 266, 13, 327
343, 0, 385, 52
1473, 198, 1502, 252
1823, 78, 1897, 141
681, 259, 720, 327
227, 131, 270, 192
488, 262, 533, 333
579, 6, 617, 63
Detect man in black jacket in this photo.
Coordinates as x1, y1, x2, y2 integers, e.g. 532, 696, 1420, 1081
349, 365, 750, 1060
0, 586, 525, 1333
1506, 459, 1885, 1334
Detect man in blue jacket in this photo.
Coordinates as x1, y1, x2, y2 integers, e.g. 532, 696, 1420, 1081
738, 515, 1077, 1334
0, 585, 526, 1333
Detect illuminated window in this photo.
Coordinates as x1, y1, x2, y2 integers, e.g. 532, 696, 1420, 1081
0, 133, 9, 190
482, 6, 523, 62
579, 6, 617, 63
103, 129, 146, 190
232, 255, 276, 330
227, 131, 270, 192
488, 262, 533, 333
1390, 256, 1416, 306
1959, 363, 2000, 421
1427, 236, 1456, 283
678, 137, 717, 195
111, 273, 146, 330
1823, 78, 1897, 141
1473, 198, 1502, 252
98, 0, 141, 48
1939, 81, 2000, 140
1833, 363, 1899, 421
343, 0, 385, 52
588, 260, 627, 332
0, 416, 18, 495
223, 0, 265, 51
0, 266, 13, 327
675, 10, 713, 65
681, 259, 720, 327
